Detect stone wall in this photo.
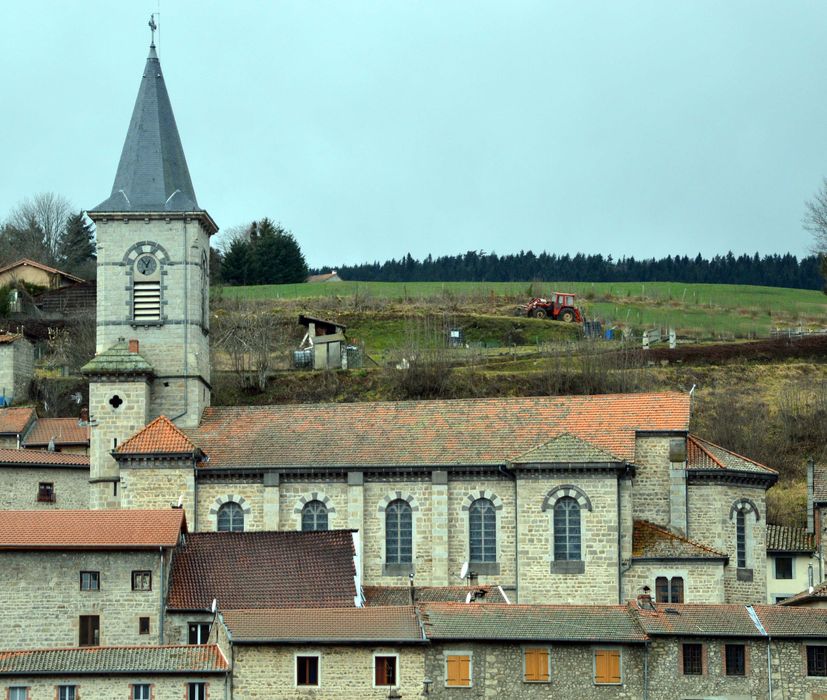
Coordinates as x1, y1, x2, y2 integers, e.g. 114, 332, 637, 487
631, 436, 673, 525
164, 611, 215, 647
231, 644, 426, 699
423, 642, 645, 699
0, 337, 33, 404
120, 462, 195, 518
0, 550, 168, 648
687, 481, 768, 603
0, 675, 226, 700
623, 560, 725, 603
0, 466, 88, 510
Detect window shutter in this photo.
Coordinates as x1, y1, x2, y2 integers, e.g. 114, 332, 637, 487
459, 655, 471, 685
447, 656, 459, 684
525, 648, 549, 681
447, 655, 471, 687
133, 281, 161, 321
595, 651, 607, 683
607, 650, 621, 683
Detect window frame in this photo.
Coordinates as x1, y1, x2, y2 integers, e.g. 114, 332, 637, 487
217, 501, 245, 532
301, 499, 329, 532
139, 616, 150, 635
522, 646, 551, 683
8, 688, 29, 700
681, 643, 704, 675
80, 570, 100, 591
57, 685, 77, 700
736, 510, 747, 569
131, 684, 152, 700
553, 496, 582, 562
132, 253, 162, 324
187, 682, 207, 700
444, 651, 473, 688
655, 575, 685, 603
806, 645, 827, 677
132, 570, 152, 591
724, 643, 746, 677
468, 497, 497, 564
385, 499, 413, 565
373, 652, 399, 688
774, 556, 794, 580
79, 614, 100, 647
37, 481, 55, 503
295, 653, 321, 688
188, 622, 211, 645
593, 647, 622, 685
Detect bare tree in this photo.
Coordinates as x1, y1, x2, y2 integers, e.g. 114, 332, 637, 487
0, 192, 74, 266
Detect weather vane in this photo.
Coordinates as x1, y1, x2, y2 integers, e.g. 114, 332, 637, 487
148, 14, 158, 46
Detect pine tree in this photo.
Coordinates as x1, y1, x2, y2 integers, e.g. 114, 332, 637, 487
61, 211, 96, 278
221, 238, 251, 286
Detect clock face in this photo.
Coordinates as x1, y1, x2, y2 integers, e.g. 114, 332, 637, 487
136, 256, 157, 276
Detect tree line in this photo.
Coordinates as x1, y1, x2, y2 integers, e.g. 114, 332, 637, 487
319, 250, 823, 290
218, 218, 308, 286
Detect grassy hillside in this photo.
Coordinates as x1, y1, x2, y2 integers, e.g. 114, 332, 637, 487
216, 280, 827, 340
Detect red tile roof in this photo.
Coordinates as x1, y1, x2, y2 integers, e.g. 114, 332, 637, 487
0, 509, 185, 549
0, 645, 228, 675
190, 392, 690, 468
630, 603, 761, 637
778, 581, 827, 607
632, 520, 727, 560
116, 416, 200, 456
0, 448, 88, 468
167, 530, 357, 611
23, 417, 89, 447
221, 606, 423, 643
766, 524, 815, 553
753, 605, 827, 637
363, 585, 509, 606
420, 603, 646, 642
0, 258, 84, 283
687, 435, 777, 475
0, 407, 36, 435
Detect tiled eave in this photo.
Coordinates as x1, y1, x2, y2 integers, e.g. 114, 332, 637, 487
113, 452, 202, 464
686, 469, 778, 489
229, 637, 429, 646
514, 461, 634, 476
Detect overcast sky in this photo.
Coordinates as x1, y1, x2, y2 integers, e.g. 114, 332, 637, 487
1, 1, 825, 267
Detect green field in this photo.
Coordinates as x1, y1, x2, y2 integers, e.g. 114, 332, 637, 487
215, 280, 827, 339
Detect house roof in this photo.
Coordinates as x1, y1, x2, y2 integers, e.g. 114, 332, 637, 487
306, 272, 342, 283
0, 448, 88, 469
0, 509, 185, 550
115, 416, 200, 457
221, 606, 423, 643
753, 605, 827, 637
814, 462, 827, 504
363, 585, 509, 606
0, 333, 23, 345
91, 44, 202, 214
0, 407, 36, 435
0, 645, 228, 676
189, 392, 690, 469
766, 524, 815, 553
166, 530, 357, 611
0, 259, 84, 284
778, 581, 827, 607
632, 520, 727, 560
22, 417, 89, 447
420, 603, 646, 642
687, 435, 777, 475
512, 433, 621, 464
630, 604, 762, 637
81, 340, 153, 377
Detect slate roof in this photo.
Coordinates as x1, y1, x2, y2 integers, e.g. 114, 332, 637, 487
81, 340, 153, 377
0, 448, 88, 468
778, 581, 827, 607
753, 605, 827, 637
0, 407, 36, 435
166, 530, 357, 611
766, 524, 815, 553
814, 462, 827, 504
116, 416, 200, 457
420, 604, 646, 642
0, 645, 228, 675
630, 604, 762, 637
512, 433, 620, 464
189, 392, 690, 468
0, 509, 185, 550
22, 417, 89, 448
687, 435, 777, 475
632, 520, 727, 560
0, 259, 85, 284
363, 585, 508, 606
92, 44, 201, 213
222, 606, 424, 643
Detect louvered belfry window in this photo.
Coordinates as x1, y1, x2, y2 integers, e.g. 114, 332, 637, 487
133, 254, 161, 322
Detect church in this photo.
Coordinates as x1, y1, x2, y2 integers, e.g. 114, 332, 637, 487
80, 33, 785, 609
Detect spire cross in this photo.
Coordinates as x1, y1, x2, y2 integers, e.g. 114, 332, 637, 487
148, 14, 158, 47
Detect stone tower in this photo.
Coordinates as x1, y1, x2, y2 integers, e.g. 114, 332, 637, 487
83, 36, 216, 508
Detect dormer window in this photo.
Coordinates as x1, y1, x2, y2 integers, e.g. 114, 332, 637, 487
133, 254, 161, 322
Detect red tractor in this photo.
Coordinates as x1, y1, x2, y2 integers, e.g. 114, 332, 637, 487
523, 291, 583, 323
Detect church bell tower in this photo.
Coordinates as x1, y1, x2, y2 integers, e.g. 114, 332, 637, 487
83, 25, 216, 507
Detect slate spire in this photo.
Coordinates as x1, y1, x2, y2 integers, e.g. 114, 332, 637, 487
92, 41, 201, 212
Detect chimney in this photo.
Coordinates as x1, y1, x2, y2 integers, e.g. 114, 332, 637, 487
637, 586, 655, 610
128, 339, 139, 354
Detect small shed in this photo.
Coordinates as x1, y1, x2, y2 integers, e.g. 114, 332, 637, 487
306, 271, 343, 283
296, 315, 348, 370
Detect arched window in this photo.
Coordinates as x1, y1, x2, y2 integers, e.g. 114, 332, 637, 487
217, 502, 244, 532
132, 253, 161, 322
553, 497, 581, 561
469, 498, 496, 563
736, 510, 746, 569
655, 576, 684, 603
301, 500, 329, 532
385, 499, 412, 564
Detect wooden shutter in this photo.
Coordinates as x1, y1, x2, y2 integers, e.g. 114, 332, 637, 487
595, 650, 621, 684
446, 655, 471, 687
524, 648, 549, 681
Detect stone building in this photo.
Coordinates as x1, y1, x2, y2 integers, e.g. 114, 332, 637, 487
766, 524, 818, 603
0, 448, 88, 509
0, 333, 34, 405
0, 259, 85, 291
